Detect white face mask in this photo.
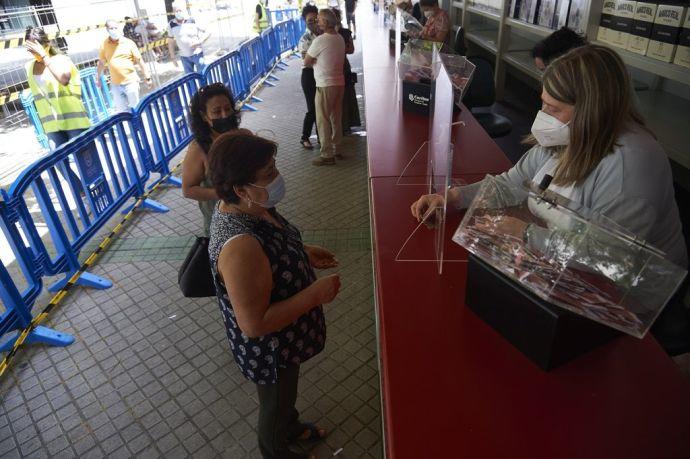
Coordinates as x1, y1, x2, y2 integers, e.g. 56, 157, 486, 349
531, 110, 570, 147
423, 10, 433, 18
107, 28, 121, 41
248, 173, 286, 208
175, 11, 187, 21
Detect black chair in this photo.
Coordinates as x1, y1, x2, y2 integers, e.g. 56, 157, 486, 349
651, 280, 690, 356
651, 188, 690, 356
462, 56, 512, 138
453, 27, 467, 56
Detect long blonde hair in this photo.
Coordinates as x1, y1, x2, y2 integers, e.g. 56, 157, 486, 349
537, 45, 649, 186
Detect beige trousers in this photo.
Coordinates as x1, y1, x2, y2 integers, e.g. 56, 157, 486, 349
315, 85, 345, 158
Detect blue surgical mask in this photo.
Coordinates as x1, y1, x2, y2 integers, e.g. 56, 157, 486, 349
250, 173, 286, 208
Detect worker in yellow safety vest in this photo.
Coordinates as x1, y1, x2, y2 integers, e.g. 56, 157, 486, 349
254, 1, 269, 33
24, 26, 91, 152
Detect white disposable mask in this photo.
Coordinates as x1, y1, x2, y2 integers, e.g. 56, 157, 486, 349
107, 28, 121, 41
423, 10, 433, 18
175, 12, 187, 21
531, 110, 570, 147
249, 173, 286, 208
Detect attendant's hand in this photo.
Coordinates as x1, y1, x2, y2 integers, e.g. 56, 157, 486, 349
309, 274, 341, 304
410, 193, 445, 222
305, 245, 339, 269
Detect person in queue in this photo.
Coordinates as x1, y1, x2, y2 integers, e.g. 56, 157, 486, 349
305, 8, 346, 166
332, 8, 361, 134
410, 45, 688, 268
97, 18, 152, 112
168, 1, 210, 74
344, 0, 357, 38
23, 26, 91, 152
298, 3, 321, 150
418, 0, 450, 44
182, 83, 242, 236
532, 27, 587, 72
208, 132, 340, 459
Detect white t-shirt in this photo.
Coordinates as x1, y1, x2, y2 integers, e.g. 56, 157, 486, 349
307, 32, 345, 87
169, 19, 204, 57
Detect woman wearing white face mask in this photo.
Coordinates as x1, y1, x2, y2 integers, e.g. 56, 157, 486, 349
411, 45, 687, 267
208, 132, 342, 459
418, 0, 450, 44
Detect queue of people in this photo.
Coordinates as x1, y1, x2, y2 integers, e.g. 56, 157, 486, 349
181, 85, 342, 457
299, 3, 362, 165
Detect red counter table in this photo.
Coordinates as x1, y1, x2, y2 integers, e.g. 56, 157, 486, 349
361, 9, 690, 459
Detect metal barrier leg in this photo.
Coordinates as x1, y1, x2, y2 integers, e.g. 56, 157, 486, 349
267, 74, 280, 81
251, 96, 264, 103
242, 104, 259, 112
0, 326, 75, 353
146, 175, 182, 190
263, 80, 278, 88
48, 270, 113, 292
121, 198, 169, 214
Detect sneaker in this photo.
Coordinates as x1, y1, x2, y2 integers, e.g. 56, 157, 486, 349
301, 139, 314, 150
312, 157, 336, 166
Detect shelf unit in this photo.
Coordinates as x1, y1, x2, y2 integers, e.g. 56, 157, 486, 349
449, 0, 690, 182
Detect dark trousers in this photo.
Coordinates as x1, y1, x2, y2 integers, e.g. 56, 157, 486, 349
301, 68, 317, 141
256, 364, 305, 459
47, 129, 86, 192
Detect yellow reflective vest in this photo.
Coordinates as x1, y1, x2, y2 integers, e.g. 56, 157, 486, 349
25, 57, 91, 134
254, 2, 269, 33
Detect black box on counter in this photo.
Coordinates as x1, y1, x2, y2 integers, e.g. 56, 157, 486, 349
465, 254, 621, 371
402, 79, 432, 115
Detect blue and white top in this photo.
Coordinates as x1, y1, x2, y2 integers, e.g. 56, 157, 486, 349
208, 206, 326, 384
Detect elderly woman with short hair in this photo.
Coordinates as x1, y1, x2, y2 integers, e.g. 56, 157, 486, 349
208, 132, 342, 458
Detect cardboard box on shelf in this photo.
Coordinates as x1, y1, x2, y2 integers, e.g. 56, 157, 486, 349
627, 2, 658, 55
597, 0, 618, 44
647, 4, 686, 62
610, 0, 637, 49
673, 10, 690, 67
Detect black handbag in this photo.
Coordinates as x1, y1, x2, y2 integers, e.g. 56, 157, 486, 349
178, 236, 216, 297
348, 71, 358, 85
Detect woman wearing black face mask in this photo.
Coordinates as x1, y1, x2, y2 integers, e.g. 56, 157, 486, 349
183, 83, 243, 235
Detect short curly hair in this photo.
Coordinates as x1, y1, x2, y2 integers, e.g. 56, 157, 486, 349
209, 132, 277, 204
532, 27, 587, 65
302, 3, 318, 19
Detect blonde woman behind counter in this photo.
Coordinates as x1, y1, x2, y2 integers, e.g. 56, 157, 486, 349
411, 45, 688, 268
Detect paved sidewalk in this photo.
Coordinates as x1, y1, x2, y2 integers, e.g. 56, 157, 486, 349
0, 36, 380, 458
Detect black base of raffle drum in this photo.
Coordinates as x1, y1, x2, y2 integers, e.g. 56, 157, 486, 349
465, 254, 621, 371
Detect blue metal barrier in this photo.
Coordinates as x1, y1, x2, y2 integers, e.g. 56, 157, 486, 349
5, 112, 166, 292
19, 90, 49, 150
0, 200, 75, 352
266, 8, 299, 27
79, 68, 114, 124
135, 73, 203, 188
0, 256, 74, 353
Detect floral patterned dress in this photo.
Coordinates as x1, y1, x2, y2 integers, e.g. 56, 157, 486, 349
208, 206, 326, 384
